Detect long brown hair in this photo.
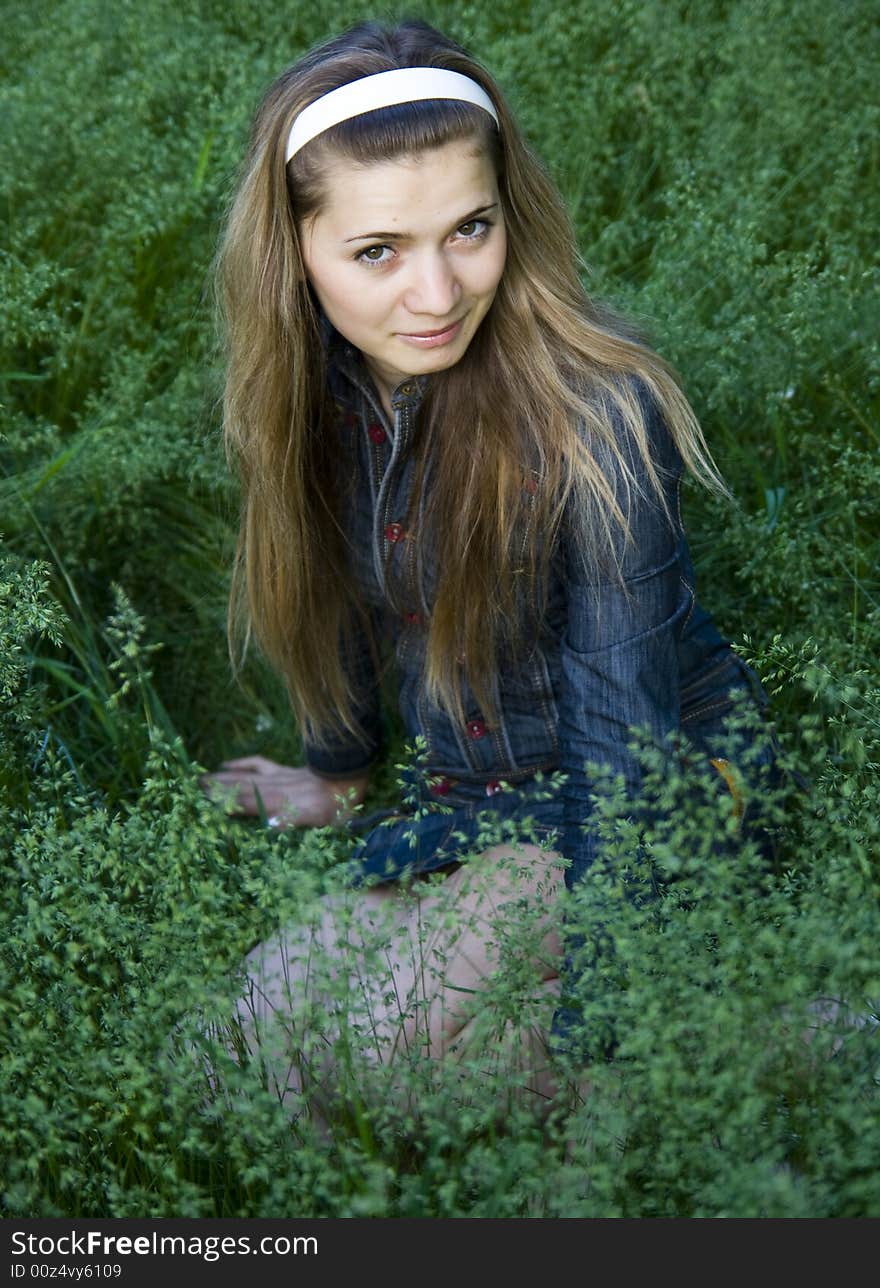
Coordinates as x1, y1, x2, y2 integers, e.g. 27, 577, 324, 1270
217, 18, 725, 748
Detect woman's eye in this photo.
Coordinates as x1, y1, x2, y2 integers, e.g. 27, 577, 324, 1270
355, 220, 492, 267
457, 219, 490, 239
357, 244, 392, 266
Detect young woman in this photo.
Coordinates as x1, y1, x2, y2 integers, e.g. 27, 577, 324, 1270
201, 19, 775, 1107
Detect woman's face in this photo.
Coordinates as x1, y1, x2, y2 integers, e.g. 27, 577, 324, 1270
300, 138, 507, 410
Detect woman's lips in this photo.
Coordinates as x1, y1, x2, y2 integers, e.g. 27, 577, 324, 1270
397, 318, 464, 349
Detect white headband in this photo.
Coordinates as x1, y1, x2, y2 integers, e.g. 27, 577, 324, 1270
285, 67, 499, 163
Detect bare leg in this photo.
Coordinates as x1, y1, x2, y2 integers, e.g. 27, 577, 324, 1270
219, 840, 566, 1112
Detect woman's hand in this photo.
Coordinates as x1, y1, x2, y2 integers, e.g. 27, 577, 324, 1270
200, 756, 370, 829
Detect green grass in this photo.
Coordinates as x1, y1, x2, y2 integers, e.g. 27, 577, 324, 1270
1, 0, 878, 1216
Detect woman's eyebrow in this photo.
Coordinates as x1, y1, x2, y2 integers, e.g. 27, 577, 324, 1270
343, 202, 498, 243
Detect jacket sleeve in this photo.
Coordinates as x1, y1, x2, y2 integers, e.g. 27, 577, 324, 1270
557, 383, 692, 890
302, 611, 386, 780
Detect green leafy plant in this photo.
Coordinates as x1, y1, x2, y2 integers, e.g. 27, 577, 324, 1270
1, 0, 877, 1217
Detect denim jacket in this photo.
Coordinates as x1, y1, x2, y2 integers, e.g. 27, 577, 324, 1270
303, 327, 768, 889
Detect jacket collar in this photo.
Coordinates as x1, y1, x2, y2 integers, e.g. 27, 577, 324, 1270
319, 310, 429, 415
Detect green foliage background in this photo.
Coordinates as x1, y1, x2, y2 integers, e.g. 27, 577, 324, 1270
1, 0, 878, 1216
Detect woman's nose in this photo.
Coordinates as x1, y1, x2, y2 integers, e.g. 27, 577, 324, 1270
403, 252, 461, 317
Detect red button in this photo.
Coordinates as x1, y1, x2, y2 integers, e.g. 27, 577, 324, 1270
524, 476, 539, 495
385, 523, 405, 543
430, 777, 452, 796
368, 422, 386, 444
404, 611, 423, 626
485, 780, 504, 796
467, 718, 487, 740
